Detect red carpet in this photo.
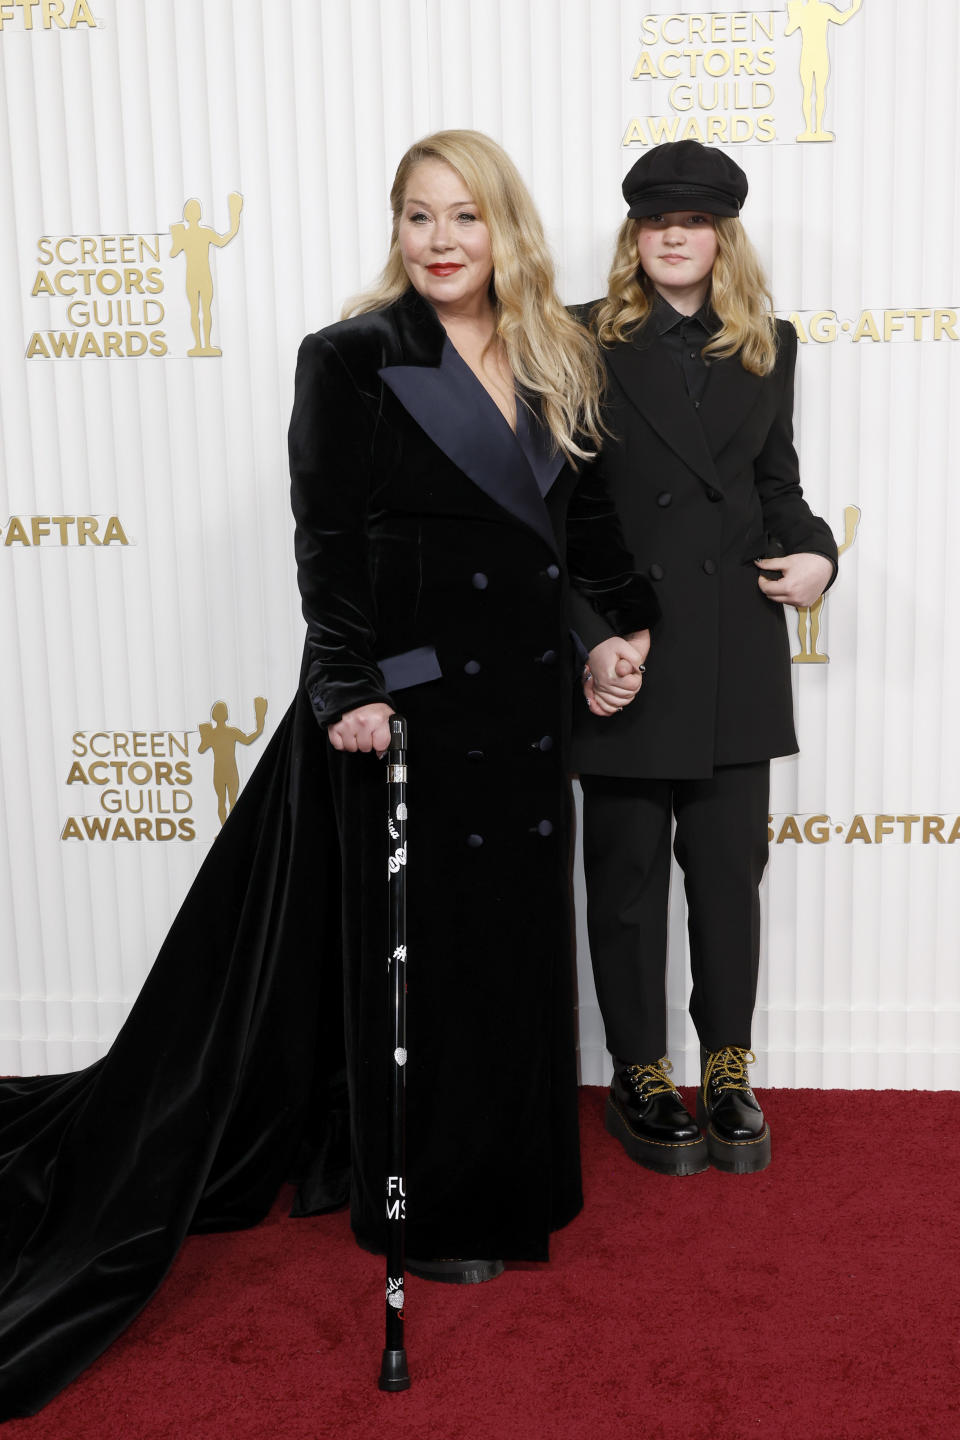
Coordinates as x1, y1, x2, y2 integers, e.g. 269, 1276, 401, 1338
5, 1088, 958, 1440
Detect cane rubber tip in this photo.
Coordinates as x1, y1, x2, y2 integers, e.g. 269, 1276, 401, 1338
378, 1348, 410, 1391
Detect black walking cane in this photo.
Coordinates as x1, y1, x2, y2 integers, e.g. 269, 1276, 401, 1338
378, 715, 410, 1392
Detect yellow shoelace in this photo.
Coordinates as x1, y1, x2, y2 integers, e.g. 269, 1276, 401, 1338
625, 1058, 678, 1096
702, 1047, 757, 1098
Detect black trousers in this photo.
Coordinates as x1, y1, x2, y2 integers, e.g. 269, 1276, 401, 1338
579, 762, 770, 1061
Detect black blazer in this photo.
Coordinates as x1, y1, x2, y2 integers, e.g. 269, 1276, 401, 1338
572, 317, 838, 779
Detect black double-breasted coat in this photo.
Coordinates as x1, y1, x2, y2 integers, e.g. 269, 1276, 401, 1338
572, 318, 837, 779
0, 288, 657, 1418
289, 287, 657, 1261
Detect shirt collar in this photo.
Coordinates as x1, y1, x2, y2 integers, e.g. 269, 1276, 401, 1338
652, 292, 716, 338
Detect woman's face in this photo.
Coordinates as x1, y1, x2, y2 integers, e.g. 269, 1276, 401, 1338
398, 159, 494, 321
636, 211, 719, 312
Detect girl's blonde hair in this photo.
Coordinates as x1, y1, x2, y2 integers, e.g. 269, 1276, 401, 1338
345, 129, 603, 460
592, 215, 778, 376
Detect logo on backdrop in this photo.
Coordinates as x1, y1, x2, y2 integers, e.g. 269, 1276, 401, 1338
0, 0, 96, 30
788, 309, 960, 344
198, 696, 267, 827
769, 814, 960, 846
169, 194, 244, 357
25, 193, 244, 360
60, 696, 267, 842
793, 505, 859, 664
623, 3, 863, 147
785, 0, 861, 142
1, 515, 129, 547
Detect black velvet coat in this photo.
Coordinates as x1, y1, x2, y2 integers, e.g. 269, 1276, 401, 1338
0, 288, 657, 1418
572, 318, 838, 779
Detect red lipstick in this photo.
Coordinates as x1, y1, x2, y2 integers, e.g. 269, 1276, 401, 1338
427, 264, 463, 275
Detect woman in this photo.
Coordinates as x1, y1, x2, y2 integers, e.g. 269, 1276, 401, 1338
0, 130, 654, 1416
290, 129, 655, 1273
575, 141, 837, 1177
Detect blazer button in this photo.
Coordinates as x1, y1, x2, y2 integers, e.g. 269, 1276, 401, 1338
464, 660, 482, 675
649, 563, 665, 581
467, 833, 484, 848
539, 649, 558, 665
537, 735, 554, 752
706, 488, 722, 503
467, 749, 485, 762
702, 559, 717, 575
545, 564, 560, 579
657, 491, 672, 507
536, 819, 554, 837
472, 572, 488, 590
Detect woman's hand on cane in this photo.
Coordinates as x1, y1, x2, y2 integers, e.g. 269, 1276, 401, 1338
328, 703, 396, 755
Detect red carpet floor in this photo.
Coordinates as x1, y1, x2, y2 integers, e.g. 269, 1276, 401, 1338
5, 1087, 959, 1440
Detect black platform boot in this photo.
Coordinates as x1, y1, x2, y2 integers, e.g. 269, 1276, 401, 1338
605, 1058, 709, 1175
697, 1046, 771, 1174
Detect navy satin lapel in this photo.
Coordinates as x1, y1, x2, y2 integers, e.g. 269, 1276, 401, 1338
606, 339, 719, 487
516, 400, 564, 498
379, 342, 560, 556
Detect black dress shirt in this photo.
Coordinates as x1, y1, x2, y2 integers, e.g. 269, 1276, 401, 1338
653, 295, 716, 408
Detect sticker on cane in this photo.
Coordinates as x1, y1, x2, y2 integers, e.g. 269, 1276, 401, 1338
387, 1277, 404, 1308
388, 846, 406, 875
397, 803, 407, 821
394, 1047, 407, 1066
388, 817, 399, 839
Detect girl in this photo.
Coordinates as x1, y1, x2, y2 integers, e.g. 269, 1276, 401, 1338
576, 140, 837, 1177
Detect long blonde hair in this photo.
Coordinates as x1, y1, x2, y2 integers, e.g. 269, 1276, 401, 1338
345, 129, 603, 460
592, 215, 778, 376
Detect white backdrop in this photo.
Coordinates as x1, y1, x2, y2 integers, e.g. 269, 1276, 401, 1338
1, 0, 958, 1088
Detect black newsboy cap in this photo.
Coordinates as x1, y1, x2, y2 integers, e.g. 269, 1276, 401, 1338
622, 140, 748, 218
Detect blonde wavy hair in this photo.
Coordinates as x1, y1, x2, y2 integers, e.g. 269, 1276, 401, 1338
592, 215, 778, 376
345, 129, 603, 460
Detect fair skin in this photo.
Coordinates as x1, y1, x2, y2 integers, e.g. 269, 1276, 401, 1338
636, 211, 719, 316
328, 159, 643, 754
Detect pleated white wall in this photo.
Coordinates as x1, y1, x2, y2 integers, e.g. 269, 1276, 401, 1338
1, 0, 958, 1087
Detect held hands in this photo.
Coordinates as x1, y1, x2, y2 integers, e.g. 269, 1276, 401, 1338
584, 631, 650, 718
755, 553, 834, 609
327, 702, 395, 755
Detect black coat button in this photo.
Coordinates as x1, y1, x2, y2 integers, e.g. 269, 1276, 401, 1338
537, 736, 554, 752
467, 833, 484, 848
702, 559, 717, 575
472, 572, 488, 590
706, 488, 722, 502
539, 649, 558, 665
536, 819, 554, 837
657, 491, 672, 507
467, 749, 484, 762
464, 660, 481, 674
546, 564, 560, 579
649, 563, 665, 581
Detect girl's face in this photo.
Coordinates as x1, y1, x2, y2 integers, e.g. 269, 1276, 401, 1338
398, 159, 494, 321
636, 211, 719, 313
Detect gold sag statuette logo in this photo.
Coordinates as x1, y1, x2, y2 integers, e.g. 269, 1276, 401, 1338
623, 4, 862, 148
0, 0, 96, 30
793, 504, 859, 663
785, 0, 862, 142
198, 696, 266, 826
60, 698, 267, 842
169, 193, 243, 357
26, 192, 243, 360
